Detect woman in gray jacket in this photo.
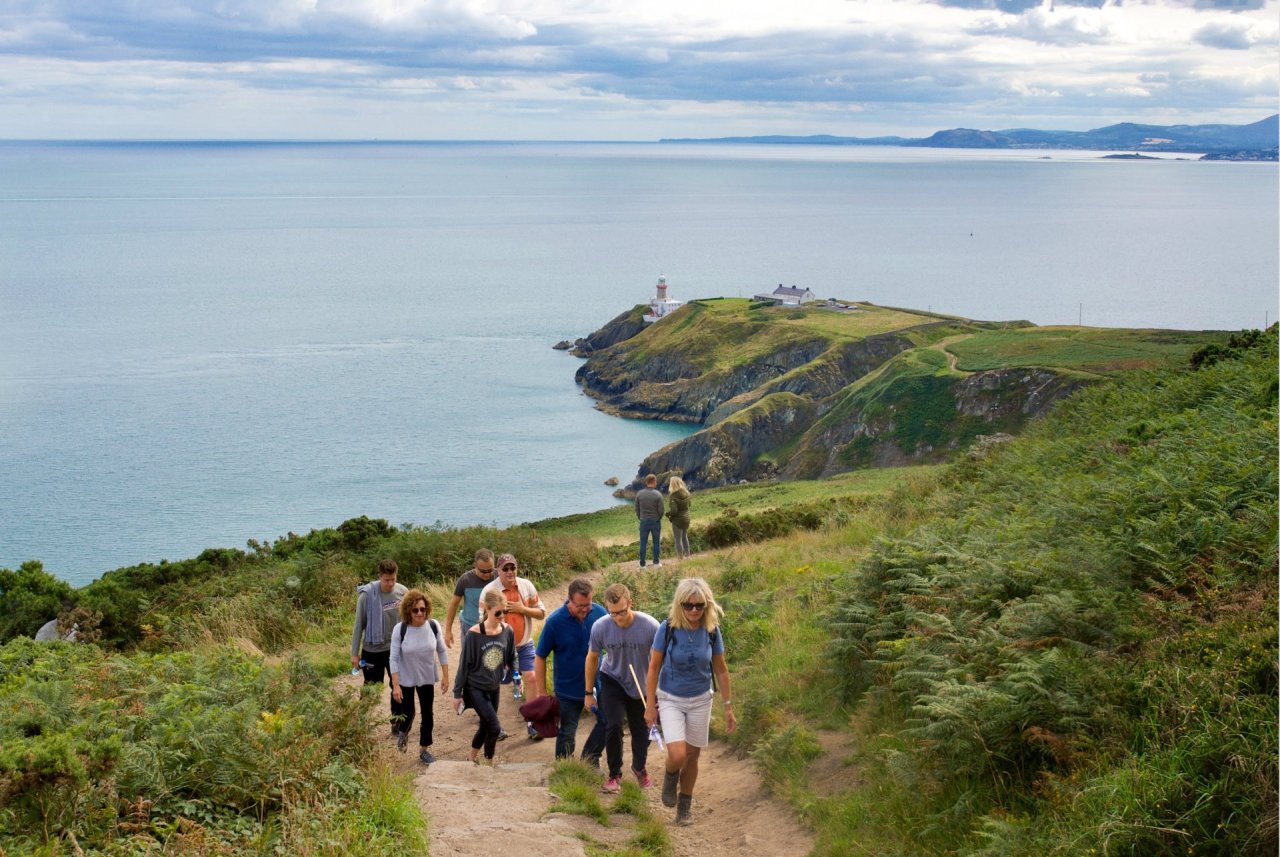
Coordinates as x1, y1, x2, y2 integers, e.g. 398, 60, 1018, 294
666, 476, 693, 560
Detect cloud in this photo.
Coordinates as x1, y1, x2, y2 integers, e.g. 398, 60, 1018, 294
1193, 17, 1279, 48
0, 0, 1275, 139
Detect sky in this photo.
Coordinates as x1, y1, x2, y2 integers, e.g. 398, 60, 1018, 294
0, 0, 1276, 140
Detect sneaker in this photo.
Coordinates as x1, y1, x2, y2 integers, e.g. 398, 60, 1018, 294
419, 749, 436, 764
583, 753, 602, 769
632, 768, 652, 788
395, 731, 408, 753
497, 729, 509, 741
653, 562, 662, 568
527, 724, 542, 741
602, 776, 622, 794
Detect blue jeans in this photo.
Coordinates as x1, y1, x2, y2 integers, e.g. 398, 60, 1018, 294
639, 518, 662, 566
556, 694, 607, 762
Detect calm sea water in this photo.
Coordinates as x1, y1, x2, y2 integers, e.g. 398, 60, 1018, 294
1, 142, 1276, 585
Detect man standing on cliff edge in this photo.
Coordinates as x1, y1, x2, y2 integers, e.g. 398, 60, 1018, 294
635, 473, 665, 568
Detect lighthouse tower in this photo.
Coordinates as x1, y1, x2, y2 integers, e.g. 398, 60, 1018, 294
643, 274, 684, 323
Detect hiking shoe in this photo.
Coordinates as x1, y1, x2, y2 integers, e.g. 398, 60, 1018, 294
419, 749, 436, 764
497, 729, 509, 741
633, 768, 653, 788
662, 771, 680, 807
395, 731, 408, 753
527, 724, 542, 741
603, 776, 622, 794
676, 793, 693, 826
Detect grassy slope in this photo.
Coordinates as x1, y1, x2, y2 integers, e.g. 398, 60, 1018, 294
527, 465, 942, 544
947, 326, 1227, 375
690, 336, 1278, 856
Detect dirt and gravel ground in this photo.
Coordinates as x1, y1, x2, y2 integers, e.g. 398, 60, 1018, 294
342, 561, 815, 857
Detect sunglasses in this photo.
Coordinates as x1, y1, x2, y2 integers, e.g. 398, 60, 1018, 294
411, 607, 427, 614
491, 609, 506, 617
681, 602, 706, 612
501, 565, 516, 571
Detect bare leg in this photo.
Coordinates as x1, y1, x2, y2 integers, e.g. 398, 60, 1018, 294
679, 745, 702, 794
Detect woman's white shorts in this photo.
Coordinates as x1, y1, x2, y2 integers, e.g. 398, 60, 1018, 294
656, 688, 713, 748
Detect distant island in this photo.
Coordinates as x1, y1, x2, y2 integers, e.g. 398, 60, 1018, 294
662, 115, 1279, 161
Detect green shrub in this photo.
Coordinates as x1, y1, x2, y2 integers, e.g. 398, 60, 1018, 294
0, 561, 74, 641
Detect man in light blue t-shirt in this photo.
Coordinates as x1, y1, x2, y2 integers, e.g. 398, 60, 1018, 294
585, 583, 661, 792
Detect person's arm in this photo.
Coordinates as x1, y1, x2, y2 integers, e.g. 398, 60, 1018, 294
533, 654, 549, 699
444, 594, 463, 648
390, 622, 404, 702
452, 635, 471, 699
712, 652, 736, 734
350, 590, 366, 668
518, 581, 546, 621
643, 648, 664, 728
583, 649, 600, 706
434, 625, 450, 691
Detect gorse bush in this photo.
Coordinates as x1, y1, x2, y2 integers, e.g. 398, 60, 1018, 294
827, 330, 1277, 853
0, 636, 381, 853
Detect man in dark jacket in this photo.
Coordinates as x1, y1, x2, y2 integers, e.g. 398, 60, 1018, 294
635, 473, 665, 568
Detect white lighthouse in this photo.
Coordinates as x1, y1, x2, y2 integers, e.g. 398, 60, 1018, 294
642, 275, 685, 323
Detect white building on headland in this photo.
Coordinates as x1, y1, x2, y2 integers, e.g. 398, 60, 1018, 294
752, 284, 819, 306
642, 275, 685, 323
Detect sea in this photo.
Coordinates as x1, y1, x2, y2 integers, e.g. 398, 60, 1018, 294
1, 141, 1276, 586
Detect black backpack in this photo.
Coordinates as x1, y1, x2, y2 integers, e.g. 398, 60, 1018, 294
400, 618, 441, 642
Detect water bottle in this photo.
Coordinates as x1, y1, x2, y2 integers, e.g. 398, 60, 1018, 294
648, 723, 665, 752
351, 658, 366, 677
512, 672, 524, 700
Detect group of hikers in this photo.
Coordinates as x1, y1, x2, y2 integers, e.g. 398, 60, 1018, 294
349, 478, 732, 827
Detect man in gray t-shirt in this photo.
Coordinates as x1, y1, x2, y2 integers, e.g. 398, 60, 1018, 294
585, 583, 661, 791
634, 473, 665, 568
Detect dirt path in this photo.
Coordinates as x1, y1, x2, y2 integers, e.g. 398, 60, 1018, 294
342, 560, 815, 856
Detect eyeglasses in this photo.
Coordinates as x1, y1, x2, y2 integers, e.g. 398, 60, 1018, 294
607, 607, 629, 617
681, 602, 706, 612
411, 607, 427, 614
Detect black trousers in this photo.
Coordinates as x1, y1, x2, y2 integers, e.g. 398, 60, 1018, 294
465, 686, 502, 759
361, 648, 407, 728
399, 684, 435, 747
599, 672, 650, 778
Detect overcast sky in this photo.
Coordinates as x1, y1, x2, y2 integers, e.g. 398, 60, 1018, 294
1, 0, 1276, 140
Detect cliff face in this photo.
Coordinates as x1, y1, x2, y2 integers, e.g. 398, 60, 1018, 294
779, 365, 1090, 481
568, 305, 648, 356
577, 336, 834, 423
639, 393, 819, 487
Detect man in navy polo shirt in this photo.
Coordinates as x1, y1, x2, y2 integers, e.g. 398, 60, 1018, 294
534, 577, 608, 764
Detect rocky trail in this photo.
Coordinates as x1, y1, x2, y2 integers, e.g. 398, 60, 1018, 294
342, 561, 815, 857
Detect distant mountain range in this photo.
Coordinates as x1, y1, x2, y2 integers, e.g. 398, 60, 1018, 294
662, 115, 1278, 158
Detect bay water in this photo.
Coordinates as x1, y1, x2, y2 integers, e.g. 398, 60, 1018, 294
1, 141, 1275, 585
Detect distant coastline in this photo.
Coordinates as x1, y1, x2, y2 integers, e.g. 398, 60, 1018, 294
661, 114, 1279, 161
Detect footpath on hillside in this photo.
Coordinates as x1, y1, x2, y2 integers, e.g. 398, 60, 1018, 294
341, 561, 814, 857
